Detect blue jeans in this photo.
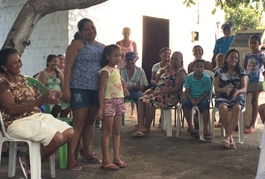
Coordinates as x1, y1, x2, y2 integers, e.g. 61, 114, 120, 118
70, 88, 99, 109
124, 91, 145, 107
182, 98, 209, 112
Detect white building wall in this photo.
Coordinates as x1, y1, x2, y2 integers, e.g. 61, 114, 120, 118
0, 0, 224, 75
67, 0, 224, 70
0, 0, 68, 76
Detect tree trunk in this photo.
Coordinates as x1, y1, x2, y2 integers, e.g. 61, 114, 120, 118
2, 0, 108, 54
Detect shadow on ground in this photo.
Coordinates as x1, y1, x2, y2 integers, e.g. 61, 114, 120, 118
0, 109, 262, 179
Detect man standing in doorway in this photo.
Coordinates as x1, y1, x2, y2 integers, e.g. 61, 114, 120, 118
211, 22, 234, 68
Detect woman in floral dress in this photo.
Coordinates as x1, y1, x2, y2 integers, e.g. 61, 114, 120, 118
214, 49, 247, 149
132, 51, 187, 137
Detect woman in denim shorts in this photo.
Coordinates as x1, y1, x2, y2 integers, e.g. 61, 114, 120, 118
63, 18, 104, 170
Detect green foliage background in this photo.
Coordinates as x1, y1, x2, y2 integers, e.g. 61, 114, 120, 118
224, 3, 265, 35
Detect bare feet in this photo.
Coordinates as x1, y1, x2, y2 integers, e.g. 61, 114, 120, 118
131, 112, 136, 119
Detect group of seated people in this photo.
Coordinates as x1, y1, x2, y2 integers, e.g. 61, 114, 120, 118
122, 46, 214, 139
122, 45, 262, 150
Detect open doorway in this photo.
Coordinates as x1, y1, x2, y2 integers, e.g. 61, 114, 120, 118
142, 15, 169, 88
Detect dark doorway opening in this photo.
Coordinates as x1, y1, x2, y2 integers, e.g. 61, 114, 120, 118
142, 16, 169, 88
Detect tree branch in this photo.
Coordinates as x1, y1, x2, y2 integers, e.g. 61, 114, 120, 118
2, 0, 108, 54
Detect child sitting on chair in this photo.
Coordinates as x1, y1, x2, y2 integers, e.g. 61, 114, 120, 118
182, 59, 212, 140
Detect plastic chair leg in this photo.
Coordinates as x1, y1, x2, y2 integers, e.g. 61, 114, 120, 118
160, 110, 165, 131
59, 143, 68, 169
161, 109, 172, 137
176, 107, 181, 137
198, 113, 204, 140
238, 112, 244, 144
211, 109, 217, 141
0, 140, 3, 165
29, 142, 41, 179
122, 114, 125, 125
50, 153, 56, 178
8, 141, 16, 177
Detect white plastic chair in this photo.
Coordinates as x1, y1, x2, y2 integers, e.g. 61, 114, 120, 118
189, 70, 215, 140
211, 106, 244, 144
175, 70, 214, 139
174, 104, 182, 137
161, 109, 172, 137
0, 113, 56, 178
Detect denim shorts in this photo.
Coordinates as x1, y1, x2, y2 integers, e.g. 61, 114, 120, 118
70, 88, 99, 109
181, 98, 209, 112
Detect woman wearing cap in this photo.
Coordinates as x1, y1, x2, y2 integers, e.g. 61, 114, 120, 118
211, 22, 234, 68
63, 18, 104, 170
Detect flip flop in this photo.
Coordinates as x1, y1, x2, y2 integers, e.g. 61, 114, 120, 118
222, 139, 230, 149
82, 156, 102, 164
101, 163, 119, 171
113, 160, 126, 168
230, 142, 236, 149
67, 163, 82, 170
19, 156, 30, 179
131, 131, 148, 138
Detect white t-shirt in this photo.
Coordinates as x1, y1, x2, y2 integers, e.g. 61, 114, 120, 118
152, 62, 161, 73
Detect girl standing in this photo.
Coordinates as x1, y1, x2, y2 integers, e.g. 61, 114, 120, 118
98, 44, 127, 170
243, 35, 265, 133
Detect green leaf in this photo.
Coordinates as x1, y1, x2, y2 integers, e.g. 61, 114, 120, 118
211, 8, 217, 14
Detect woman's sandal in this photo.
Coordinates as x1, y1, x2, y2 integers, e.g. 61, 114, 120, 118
113, 160, 126, 168
101, 163, 119, 170
19, 156, 30, 179
222, 139, 230, 149
230, 142, 237, 149
82, 156, 102, 164
67, 163, 82, 170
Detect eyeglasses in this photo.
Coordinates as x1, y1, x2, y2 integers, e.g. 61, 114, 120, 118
228, 56, 239, 60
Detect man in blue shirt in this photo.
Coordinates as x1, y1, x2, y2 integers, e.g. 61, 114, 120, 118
211, 22, 234, 68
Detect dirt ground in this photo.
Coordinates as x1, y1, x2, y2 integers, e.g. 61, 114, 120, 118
1, 94, 265, 179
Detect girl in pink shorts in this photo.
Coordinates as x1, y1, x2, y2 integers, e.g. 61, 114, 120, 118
98, 44, 129, 170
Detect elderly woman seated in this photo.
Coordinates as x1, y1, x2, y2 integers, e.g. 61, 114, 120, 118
132, 51, 187, 137
0, 48, 73, 178
214, 49, 247, 149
